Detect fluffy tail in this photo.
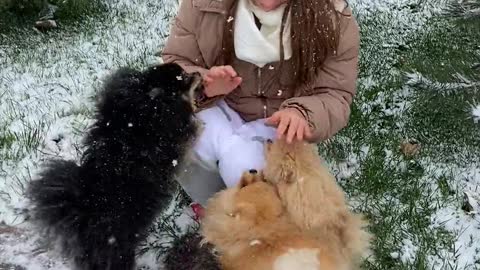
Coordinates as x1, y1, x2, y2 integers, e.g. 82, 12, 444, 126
344, 213, 372, 266
27, 160, 136, 270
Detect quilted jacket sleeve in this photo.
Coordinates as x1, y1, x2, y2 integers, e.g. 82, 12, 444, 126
280, 13, 360, 143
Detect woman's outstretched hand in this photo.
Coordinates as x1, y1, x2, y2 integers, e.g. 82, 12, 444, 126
265, 108, 312, 144
203, 65, 242, 97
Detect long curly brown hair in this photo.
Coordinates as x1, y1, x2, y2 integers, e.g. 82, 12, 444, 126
219, 0, 342, 88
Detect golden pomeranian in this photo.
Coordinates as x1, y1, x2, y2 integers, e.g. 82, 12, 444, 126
201, 171, 351, 270
263, 140, 371, 268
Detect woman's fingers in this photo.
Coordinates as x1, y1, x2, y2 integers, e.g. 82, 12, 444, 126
222, 65, 238, 77
230, 76, 242, 90
277, 115, 290, 139
286, 117, 299, 144
296, 122, 305, 141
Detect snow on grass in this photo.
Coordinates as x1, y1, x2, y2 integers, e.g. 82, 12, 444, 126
348, 0, 480, 268
420, 162, 480, 269
350, 0, 449, 80
398, 237, 420, 264
406, 71, 480, 93
0, 225, 70, 270
430, 205, 480, 270
472, 104, 480, 124
0, 0, 178, 223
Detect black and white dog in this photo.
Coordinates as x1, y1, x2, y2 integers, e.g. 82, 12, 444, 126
27, 63, 202, 270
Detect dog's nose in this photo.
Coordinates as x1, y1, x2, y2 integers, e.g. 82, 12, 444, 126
249, 169, 258, 174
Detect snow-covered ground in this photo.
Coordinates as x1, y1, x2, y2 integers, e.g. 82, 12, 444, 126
1, 0, 479, 268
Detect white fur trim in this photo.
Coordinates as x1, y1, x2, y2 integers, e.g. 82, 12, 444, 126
234, 0, 291, 67
273, 248, 320, 270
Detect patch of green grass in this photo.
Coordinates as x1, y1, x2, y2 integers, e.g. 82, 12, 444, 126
401, 18, 480, 82
437, 175, 455, 199
0, 131, 15, 150
345, 144, 453, 269
321, 87, 452, 268
0, 122, 46, 162
406, 90, 480, 160
0, 131, 20, 162
319, 12, 480, 270
401, 18, 480, 161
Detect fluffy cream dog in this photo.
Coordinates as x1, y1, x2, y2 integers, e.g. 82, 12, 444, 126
201, 171, 350, 270
263, 140, 371, 268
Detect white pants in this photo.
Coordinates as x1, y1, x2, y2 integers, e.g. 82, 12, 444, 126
193, 100, 276, 187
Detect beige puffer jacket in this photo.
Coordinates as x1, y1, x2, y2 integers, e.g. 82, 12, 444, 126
162, 0, 360, 142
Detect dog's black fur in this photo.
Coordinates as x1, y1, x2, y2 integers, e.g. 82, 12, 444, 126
27, 63, 201, 270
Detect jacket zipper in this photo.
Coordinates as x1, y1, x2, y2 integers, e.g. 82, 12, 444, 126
257, 67, 267, 118
257, 68, 262, 96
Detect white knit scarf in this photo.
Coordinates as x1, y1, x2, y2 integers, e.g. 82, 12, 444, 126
234, 0, 292, 67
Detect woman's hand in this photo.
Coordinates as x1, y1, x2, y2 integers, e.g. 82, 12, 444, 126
203, 65, 242, 97
265, 108, 312, 143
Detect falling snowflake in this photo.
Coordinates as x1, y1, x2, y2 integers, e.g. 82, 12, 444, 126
172, 159, 178, 167
106, 122, 110, 126
277, 90, 283, 96
176, 76, 182, 80
108, 236, 116, 245
268, 65, 274, 70
128, 123, 133, 127
227, 16, 234, 23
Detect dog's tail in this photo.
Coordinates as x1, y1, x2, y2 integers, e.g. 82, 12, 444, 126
344, 213, 372, 265
27, 160, 135, 270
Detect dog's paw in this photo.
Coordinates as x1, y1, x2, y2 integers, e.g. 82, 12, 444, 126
238, 170, 265, 188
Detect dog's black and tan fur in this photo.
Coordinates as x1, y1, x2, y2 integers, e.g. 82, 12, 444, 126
27, 63, 202, 270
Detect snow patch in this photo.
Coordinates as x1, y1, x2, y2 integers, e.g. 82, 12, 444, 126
472, 104, 480, 124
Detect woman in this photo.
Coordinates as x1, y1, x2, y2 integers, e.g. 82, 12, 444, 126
162, 0, 360, 211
